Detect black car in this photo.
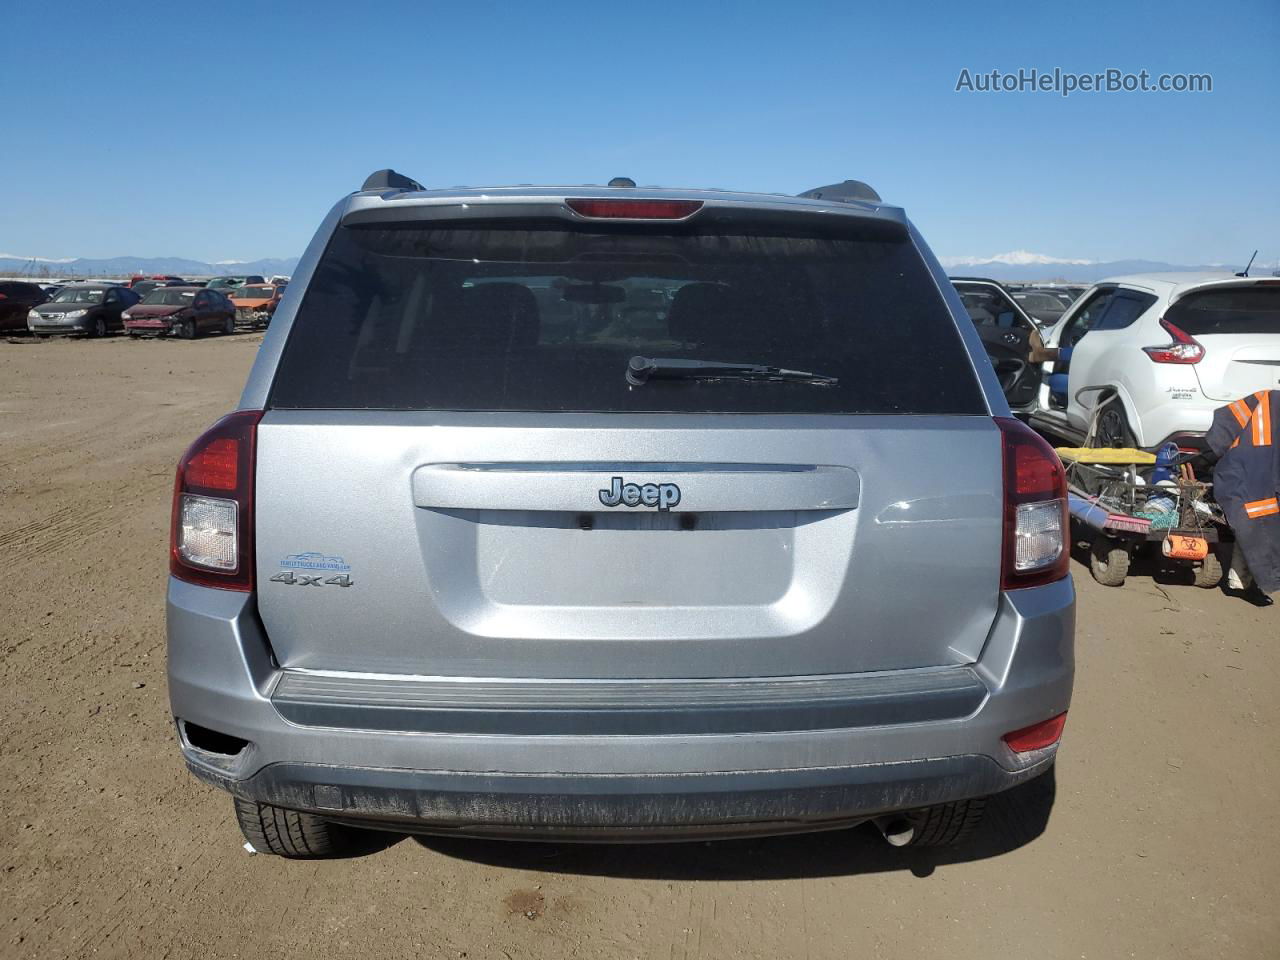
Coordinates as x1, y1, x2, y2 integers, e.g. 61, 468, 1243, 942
27, 283, 141, 338
0, 281, 51, 333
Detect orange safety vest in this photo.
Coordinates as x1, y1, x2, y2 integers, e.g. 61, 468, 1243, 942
1209, 390, 1280, 592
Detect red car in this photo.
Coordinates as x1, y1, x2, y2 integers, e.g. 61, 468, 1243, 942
122, 286, 236, 339
0, 280, 50, 333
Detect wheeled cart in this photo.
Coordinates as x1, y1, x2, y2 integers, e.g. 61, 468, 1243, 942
1059, 449, 1226, 588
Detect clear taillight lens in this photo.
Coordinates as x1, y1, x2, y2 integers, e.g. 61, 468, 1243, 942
177, 494, 238, 570
1013, 499, 1065, 572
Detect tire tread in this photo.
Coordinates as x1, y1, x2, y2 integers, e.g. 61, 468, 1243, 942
233, 798, 346, 858
907, 796, 988, 847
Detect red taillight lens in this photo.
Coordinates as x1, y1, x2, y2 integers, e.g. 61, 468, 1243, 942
1142, 318, 1204, 364
1003, 712, 1068, 753
566, 198, 703, 220
170, 410, 262, 591
997, 417, 1069, 590
185, 437, 239, 490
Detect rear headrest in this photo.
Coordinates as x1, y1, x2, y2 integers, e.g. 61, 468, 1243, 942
438, 282, 540, 353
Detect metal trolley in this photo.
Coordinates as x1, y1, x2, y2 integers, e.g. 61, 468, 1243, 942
1061, 449, 1225, 588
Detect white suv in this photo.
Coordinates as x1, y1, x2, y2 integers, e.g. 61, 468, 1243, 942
1028, 273, 1280, 450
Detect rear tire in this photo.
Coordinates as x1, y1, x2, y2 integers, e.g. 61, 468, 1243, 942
1194, 552, 1223, 589
902, 797, 988, 847
1090, 538, 1130, 586
233, 798, 355, 859
1092, 399, 1134, 449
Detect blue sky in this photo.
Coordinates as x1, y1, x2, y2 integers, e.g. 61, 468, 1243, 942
2, 0, 1276, 265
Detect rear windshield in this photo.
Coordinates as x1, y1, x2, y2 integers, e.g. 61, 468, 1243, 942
1167, 286, 1280, 336
268, 220, 986, 414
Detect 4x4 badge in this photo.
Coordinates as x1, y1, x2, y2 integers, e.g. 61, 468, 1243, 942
598, 476, 681, 511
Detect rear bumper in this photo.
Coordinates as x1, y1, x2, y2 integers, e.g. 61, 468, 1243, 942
186, 754, 1048, 841
167, 576, 1073, 838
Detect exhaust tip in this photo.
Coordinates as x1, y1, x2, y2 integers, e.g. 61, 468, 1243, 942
874, 817, 916, 847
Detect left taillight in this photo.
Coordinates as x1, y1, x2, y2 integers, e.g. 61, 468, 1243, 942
170, 410, 262, 591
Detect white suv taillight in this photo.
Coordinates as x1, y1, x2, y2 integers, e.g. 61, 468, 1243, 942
170, 410, 262, 591
1142, 318, 1204, 364
997, 417, 1069, 590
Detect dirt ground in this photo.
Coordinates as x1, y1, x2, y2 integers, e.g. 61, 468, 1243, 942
2, 334, 1277, 960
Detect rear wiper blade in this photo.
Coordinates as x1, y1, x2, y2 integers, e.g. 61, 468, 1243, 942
626, 356, 839, 387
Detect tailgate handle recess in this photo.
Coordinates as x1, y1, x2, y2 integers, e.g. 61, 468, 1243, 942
412, 462, 859, 513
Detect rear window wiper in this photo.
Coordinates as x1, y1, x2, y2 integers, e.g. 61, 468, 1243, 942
626, 356, 839, 387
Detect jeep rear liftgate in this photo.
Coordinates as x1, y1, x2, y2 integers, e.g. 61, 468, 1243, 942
252, 212, 1002, 679
253, 413, 1004, 678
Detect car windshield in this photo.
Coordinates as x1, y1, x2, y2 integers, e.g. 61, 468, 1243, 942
269, 219, 987, 415
233, 286, 274, 298
209, 278, 243, 288
142, 289, 197, 306
51, 287, 106, 304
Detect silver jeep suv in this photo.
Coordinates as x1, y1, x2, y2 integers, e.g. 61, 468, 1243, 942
167, 171, 1074, 857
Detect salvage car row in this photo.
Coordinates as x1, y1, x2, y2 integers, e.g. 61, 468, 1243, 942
0, 275, 288, 339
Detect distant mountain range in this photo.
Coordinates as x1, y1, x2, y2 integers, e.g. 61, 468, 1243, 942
3, 249, 1277, 285
941, 250, 1278, 283
0, 254, 300, 279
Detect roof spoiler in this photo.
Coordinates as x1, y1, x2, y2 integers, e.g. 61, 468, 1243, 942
361, 168, 425, 193
797, 180, 881, 203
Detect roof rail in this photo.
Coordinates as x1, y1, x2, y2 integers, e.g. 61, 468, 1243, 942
361, 168, 425, 193
797, 180, 881, 204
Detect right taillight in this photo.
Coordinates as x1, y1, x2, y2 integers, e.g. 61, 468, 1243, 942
1142, 318, 1204, 364
997, 417, 1069, 590
170, 410, 262, 591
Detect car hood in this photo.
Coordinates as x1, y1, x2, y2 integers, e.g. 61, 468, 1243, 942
126, 305, 183, 318
230, 297, 273, 308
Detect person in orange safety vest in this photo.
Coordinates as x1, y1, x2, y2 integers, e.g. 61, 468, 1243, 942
1207, 390, 1280, 604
